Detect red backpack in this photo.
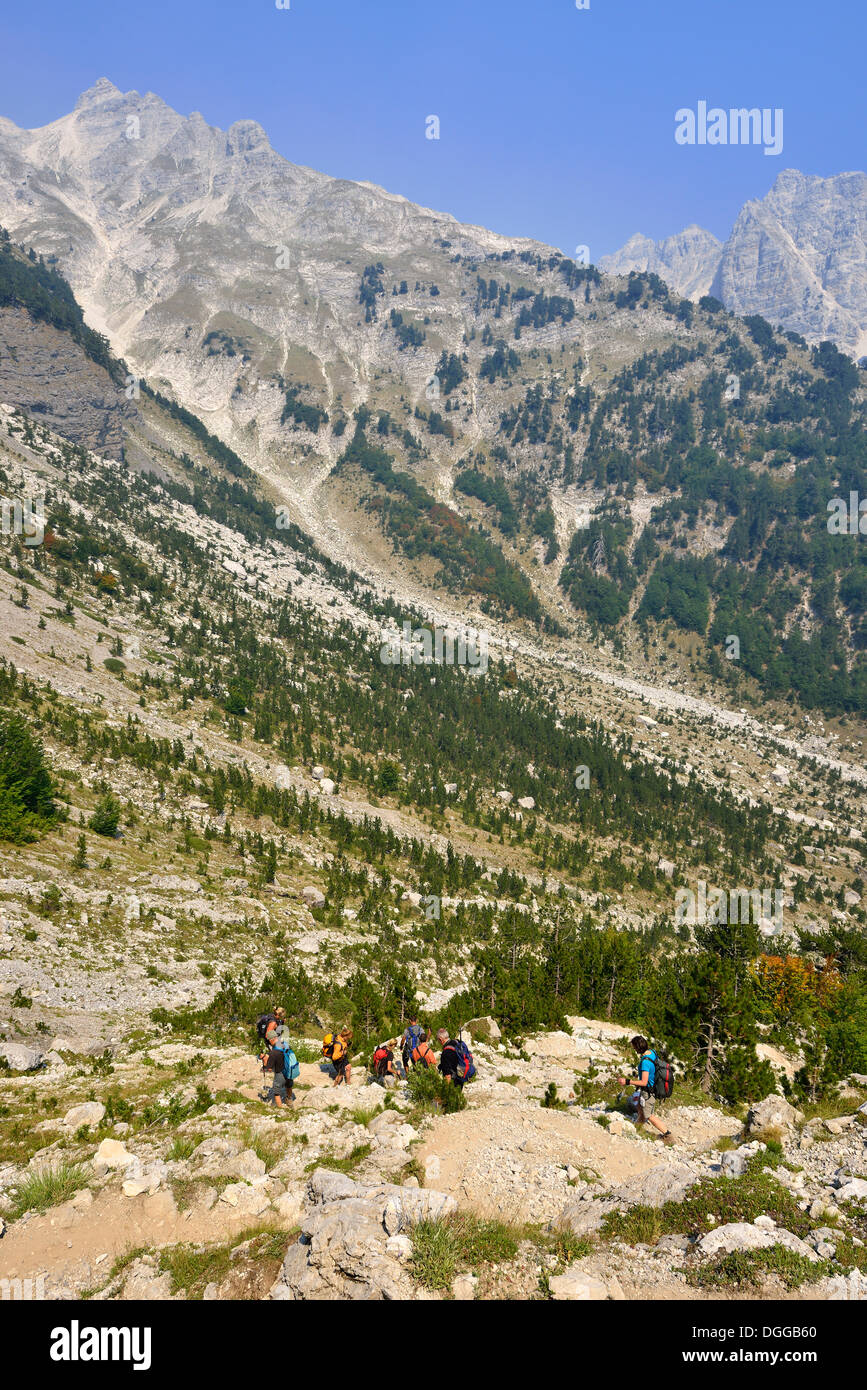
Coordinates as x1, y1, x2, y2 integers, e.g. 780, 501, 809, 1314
372, 1045, 391, 1076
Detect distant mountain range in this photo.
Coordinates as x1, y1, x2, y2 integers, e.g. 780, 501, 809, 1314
1, 80, 866, 718
601, 171, 867, 360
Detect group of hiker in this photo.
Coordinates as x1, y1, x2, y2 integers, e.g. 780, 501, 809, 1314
254, 1012, 674, 1144
369, 1020, 476, 1089
255, 1009, 476, 1106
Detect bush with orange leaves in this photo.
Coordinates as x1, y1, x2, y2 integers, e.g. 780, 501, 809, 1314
752, 954, 842, 1027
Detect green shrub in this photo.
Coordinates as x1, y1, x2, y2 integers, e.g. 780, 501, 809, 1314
407, 1065, 466, 1113
0, 712, 56, 842
89, 792, 122, 837
687, 1246, 829, 1291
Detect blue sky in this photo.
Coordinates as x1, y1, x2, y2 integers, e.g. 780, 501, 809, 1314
0, 0, 862, 257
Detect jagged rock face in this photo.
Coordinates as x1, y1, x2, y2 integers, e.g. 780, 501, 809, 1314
602, 170, 867, 356
711, 170, 867, 359
600, 225, 722, 301
271, 1168, 456, 1301
0, 79, 547, 472
0, 306, 133, 454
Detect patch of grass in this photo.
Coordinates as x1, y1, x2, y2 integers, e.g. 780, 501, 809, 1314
604, 1204, 666, 1245
80, 1244, 150, 1299
749, 1124, 783, 1148
451, 1213, 521, 1266
159, 1227, 287, 1299
212, 1088, 249, 1106
686, 1246, 829, 1291
168, 1135, 200, 1162
411, 1211, 524, 1290
602, 1170, 814, 1246
538, 1226, 593, 1267
307, 1142, 372, 1175
750, 1137, 784, 1169
798, 1095, 858, 1123
350, 1104, 381, 1127
412, 1218, 457, 1290
174, 1053, 207, 1077
833, 1236, 867, 1274
241, 1125, 284, 1170
395, 1155, 426, 1186
4, 1162, 88, 1220
668, 1078, 728, 1111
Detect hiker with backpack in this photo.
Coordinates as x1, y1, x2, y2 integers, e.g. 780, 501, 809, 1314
256, 1006, 287, 1052
326, 1027, 353, 1087
371, 1039, 398, 1087
400, 1017, 426, 1075
261, 1041, 300, 1107
618, 1035, 675, 1145
410, 1029, 437, 1070
436, 1029, 476, 1088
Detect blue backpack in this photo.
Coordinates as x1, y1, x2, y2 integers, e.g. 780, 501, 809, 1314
406, 1024, 424, 1050
453, 1038, 476, 1081
275, 1041, 300, 1082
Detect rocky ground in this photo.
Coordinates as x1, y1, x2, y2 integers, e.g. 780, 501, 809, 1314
2, 1015, 865, 1301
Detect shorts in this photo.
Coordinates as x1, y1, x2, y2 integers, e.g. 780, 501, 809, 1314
265, 1071, 292, 1102
637, 1091, 656, 1119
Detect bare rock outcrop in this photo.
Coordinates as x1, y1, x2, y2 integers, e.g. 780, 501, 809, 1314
270, 1168, 455, 1301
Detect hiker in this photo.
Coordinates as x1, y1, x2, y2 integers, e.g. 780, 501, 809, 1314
371, 1039, 398, 1086
618, 1035, 674, 1145
400, 1017, 426, 1074
437, 1029, 476, 1088
262, 1042, 299, 1107
257, 1005, 287, 1051
410, 1029, 437, 1070
330, 1027, 353, 1087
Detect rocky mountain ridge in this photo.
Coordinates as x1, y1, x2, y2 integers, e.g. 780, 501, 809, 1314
602, 170, 867, 358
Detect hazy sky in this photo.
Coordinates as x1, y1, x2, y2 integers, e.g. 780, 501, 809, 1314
0, 0, 862, 257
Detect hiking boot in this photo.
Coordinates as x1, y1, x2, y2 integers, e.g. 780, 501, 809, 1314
662, 1131, 675, 1146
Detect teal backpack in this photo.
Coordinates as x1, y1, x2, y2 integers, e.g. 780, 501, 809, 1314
276, 1041, 300, 1082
